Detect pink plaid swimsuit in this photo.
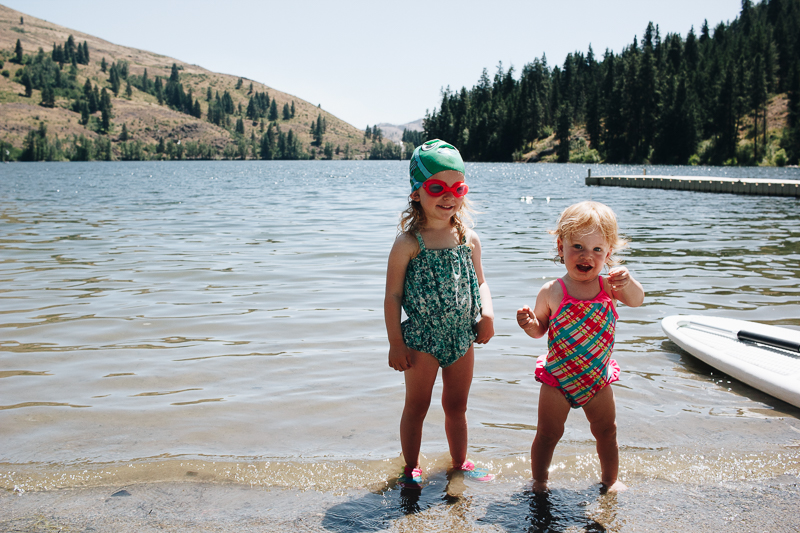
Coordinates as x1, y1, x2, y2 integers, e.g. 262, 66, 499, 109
535, 277, 620, 408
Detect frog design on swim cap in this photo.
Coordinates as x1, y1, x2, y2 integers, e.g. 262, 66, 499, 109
409, 139, 465, 192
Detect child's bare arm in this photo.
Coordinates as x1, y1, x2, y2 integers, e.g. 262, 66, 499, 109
608, 266, 644, 307
469, 230, 494, 344
384, 235, 415, 371
517, 283, 552, 338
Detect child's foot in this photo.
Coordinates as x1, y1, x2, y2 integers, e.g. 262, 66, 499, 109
531, 479, 550, 494
600, 480, 627, 493
397, 466, 423, 490
456, 460, 494, 481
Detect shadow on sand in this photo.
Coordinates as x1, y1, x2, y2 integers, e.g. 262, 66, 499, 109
321, 469, 469, 532
322, 472, 613, 533
479, 487, 610, 532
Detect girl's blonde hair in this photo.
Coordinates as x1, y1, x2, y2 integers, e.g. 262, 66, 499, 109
398, 195, 473, 246
551, 201, 628, 266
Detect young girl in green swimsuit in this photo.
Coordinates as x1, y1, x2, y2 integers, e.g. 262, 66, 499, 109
384, 139, 495, 489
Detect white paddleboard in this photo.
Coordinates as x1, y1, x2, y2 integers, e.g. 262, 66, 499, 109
661, 315, 800, 408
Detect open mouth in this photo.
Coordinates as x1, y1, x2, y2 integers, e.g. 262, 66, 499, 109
576, 264, 593, 273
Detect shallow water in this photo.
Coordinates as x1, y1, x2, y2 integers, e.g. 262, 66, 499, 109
1, 161, 800, 529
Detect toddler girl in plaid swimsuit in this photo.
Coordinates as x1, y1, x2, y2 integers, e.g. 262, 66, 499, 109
516, 201, 644, 493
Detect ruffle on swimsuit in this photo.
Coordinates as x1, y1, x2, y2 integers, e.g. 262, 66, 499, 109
535, 277, 620, 408
401, 232, 481, 368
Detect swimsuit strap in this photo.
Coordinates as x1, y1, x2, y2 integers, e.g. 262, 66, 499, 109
556, 278, 568, 295
552, 276, 618, 320
556, 276, 609, 303
414, 232, 426, 251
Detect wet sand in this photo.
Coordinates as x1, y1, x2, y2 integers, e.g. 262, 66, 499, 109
3, 475, 799, 532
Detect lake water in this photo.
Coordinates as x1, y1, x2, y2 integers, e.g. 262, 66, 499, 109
1, 160, 800, 531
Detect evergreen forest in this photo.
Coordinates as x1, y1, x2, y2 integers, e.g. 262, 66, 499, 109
423, 0, 800, 166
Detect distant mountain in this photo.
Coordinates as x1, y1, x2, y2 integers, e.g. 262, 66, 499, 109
0, 5, 386, 161
376, 119, 423, 144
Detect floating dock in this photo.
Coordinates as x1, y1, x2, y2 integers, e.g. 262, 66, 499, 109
585, 170, 800, 197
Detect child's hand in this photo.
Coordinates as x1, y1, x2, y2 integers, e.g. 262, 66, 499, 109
607, 267, 631, 292
517, 306, 539, 332
607, 266, 645, 307
475, 315, 494, 344
388, 343, 412, 372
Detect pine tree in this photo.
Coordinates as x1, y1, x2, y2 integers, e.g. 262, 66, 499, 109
125, 81, 132, 99
246, 97, 257, 120
260, 123, 276, 159
141, 68, 150, 93
65, 35, 76, 64
40, 84, 55, 107
79, 101, 89, 125
781, 65, 800, 164
313, 114, 324, 145
101, 106, 111, 134
22, 69, 33, 97
282, 103, 291, 120
155, 78, 164, 104
556, 104, 572, 162
120, 123, 129, 141
75, 41, 85, 64
109, 64, 120, 96
14, 39, 23, 64
291, 101, 296, 117
101, 57, 107, 73
750, 52, 767, 162
268, 100, 278, 121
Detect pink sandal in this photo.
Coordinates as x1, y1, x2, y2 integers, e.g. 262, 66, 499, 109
457, 460, 494, 481
398, 466, 423, 489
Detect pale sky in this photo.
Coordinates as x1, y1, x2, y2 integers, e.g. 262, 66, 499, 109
5, 0, 744, 130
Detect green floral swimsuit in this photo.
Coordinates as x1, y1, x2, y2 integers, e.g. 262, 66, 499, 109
401, 232, 482, 368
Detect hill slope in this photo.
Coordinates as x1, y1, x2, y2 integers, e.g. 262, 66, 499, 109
0, 4, 382, 160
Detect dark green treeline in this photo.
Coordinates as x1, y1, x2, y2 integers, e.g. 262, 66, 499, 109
424, 0, 800, 166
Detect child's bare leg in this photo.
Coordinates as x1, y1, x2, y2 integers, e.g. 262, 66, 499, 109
441, 346, 474, 468
583, 385, 626, 492
531, 383, 571, 492
399, 349, 439, 469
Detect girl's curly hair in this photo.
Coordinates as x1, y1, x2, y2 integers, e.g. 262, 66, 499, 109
551, 201, 628, 266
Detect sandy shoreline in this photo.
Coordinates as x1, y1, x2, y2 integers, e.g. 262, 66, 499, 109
3, 475, 799, 532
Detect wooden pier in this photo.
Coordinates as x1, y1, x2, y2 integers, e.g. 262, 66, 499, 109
585, 170, 800, 197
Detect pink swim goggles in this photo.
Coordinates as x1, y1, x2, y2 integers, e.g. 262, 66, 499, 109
421, 179, 469, 197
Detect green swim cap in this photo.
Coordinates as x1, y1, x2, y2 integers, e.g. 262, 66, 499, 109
409, 139, 465, 192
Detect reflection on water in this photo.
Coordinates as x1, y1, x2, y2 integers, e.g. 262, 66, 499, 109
1, 161, 799, 502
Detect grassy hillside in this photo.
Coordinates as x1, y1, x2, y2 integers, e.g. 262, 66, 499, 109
0, 5, 391, 161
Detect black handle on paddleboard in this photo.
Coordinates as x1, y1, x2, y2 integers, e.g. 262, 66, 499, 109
737, 330, 800, 353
